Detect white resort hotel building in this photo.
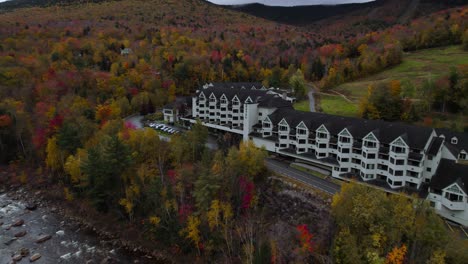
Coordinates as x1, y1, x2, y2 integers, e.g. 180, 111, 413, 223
174, 82, 468, 226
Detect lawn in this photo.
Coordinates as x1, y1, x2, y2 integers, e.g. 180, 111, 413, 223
333, 45, 468, 102
319, 94, 359, 117
293, 100, 310, 112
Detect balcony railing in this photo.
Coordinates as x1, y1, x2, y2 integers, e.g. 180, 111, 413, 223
441, 197, 466, 211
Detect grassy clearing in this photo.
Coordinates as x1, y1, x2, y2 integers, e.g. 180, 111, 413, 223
293, 100, 310, 111
319, 94, 359, 117
333, 45, 468, 102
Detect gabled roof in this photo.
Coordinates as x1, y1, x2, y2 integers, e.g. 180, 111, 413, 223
430, 159, 468, 193
435, 128, 468, 156
267, 108, 433, 149
427, 137, 444, 156
197, 83, 292, 109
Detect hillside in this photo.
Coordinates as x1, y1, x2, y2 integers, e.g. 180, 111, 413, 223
333, 46, 468, 102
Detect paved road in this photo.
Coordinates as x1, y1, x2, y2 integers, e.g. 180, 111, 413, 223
307, 84, 316, 112
265, 158, 340, 195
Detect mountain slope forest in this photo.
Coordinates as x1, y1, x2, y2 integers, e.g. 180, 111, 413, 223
0, 0, 467, 262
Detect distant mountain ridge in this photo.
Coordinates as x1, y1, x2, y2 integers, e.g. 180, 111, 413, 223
220, 0, 467, 26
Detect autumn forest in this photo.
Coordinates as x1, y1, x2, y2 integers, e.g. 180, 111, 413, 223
0, 0, 467, 263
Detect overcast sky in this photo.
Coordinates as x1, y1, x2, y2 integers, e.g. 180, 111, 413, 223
207, 0, 375, 6
0, 0, 375, 5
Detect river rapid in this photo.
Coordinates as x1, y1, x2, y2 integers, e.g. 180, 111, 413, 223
0, 189, 150, 264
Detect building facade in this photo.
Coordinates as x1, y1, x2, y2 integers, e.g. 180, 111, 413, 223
179, 82, 468, 226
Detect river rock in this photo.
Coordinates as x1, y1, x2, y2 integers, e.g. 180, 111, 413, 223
35, 234, 51, 243
26, 203, 37, 211
30, 253, 41, 262
12, 254, 23, 261
20, 248, 30, 256
56, 230, 65, 236
12, 219, 24, 227
14, 231, 27, 237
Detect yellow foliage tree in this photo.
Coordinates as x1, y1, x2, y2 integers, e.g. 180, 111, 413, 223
46, 136, 62, 172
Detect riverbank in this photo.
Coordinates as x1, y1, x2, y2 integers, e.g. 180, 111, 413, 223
0, 171, 174, 264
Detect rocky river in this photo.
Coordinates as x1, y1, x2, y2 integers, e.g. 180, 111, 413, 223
0, 189, 154, 264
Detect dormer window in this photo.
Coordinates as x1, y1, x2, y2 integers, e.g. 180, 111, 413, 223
209, 94, 216, 103
364, 141, 377, 148
232, 97, 240, 106
391, 146, 405, 153
459, 151, 466, 160
279, 125, 288, 131
340, 136, 351, 143
297, 128, 307, 135
317, 132, 327, 139
451, 137, 458, 145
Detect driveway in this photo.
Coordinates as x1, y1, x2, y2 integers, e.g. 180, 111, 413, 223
265, 158, 340, 195
307, 83, 316, 112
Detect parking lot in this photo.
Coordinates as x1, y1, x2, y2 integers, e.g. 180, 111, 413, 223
145, 121, 183, 135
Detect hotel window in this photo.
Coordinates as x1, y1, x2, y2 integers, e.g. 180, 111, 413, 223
263, 122, 271, 128
366, 164, 375, 169
391, 146, 405, 153
396, 159, 404, 165
445, 192, 463, 202
298, 139, 306, 144
318, 143, 327, 149
297, 128, 307, 135
367, 153, 376, 159
364, 141, 377, 148
341, 148, 350, 153
394, 170, 403, 176
394, 181, 402, 186
341, 158, 349, 162
317, 132, 327, 139
280, 144, 287, 148
279, 125, 288, 131
340, 136, 351, 143
280, 135, 288, 140
220, 98, 227, 104
298, 148, 306, 152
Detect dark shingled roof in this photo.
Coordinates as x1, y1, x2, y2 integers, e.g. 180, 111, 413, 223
435, 128, 468, 156
198, 83, 292, 109
430, 159, 468, 193
267, 108, 433, 149
427, 137, 444, 156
